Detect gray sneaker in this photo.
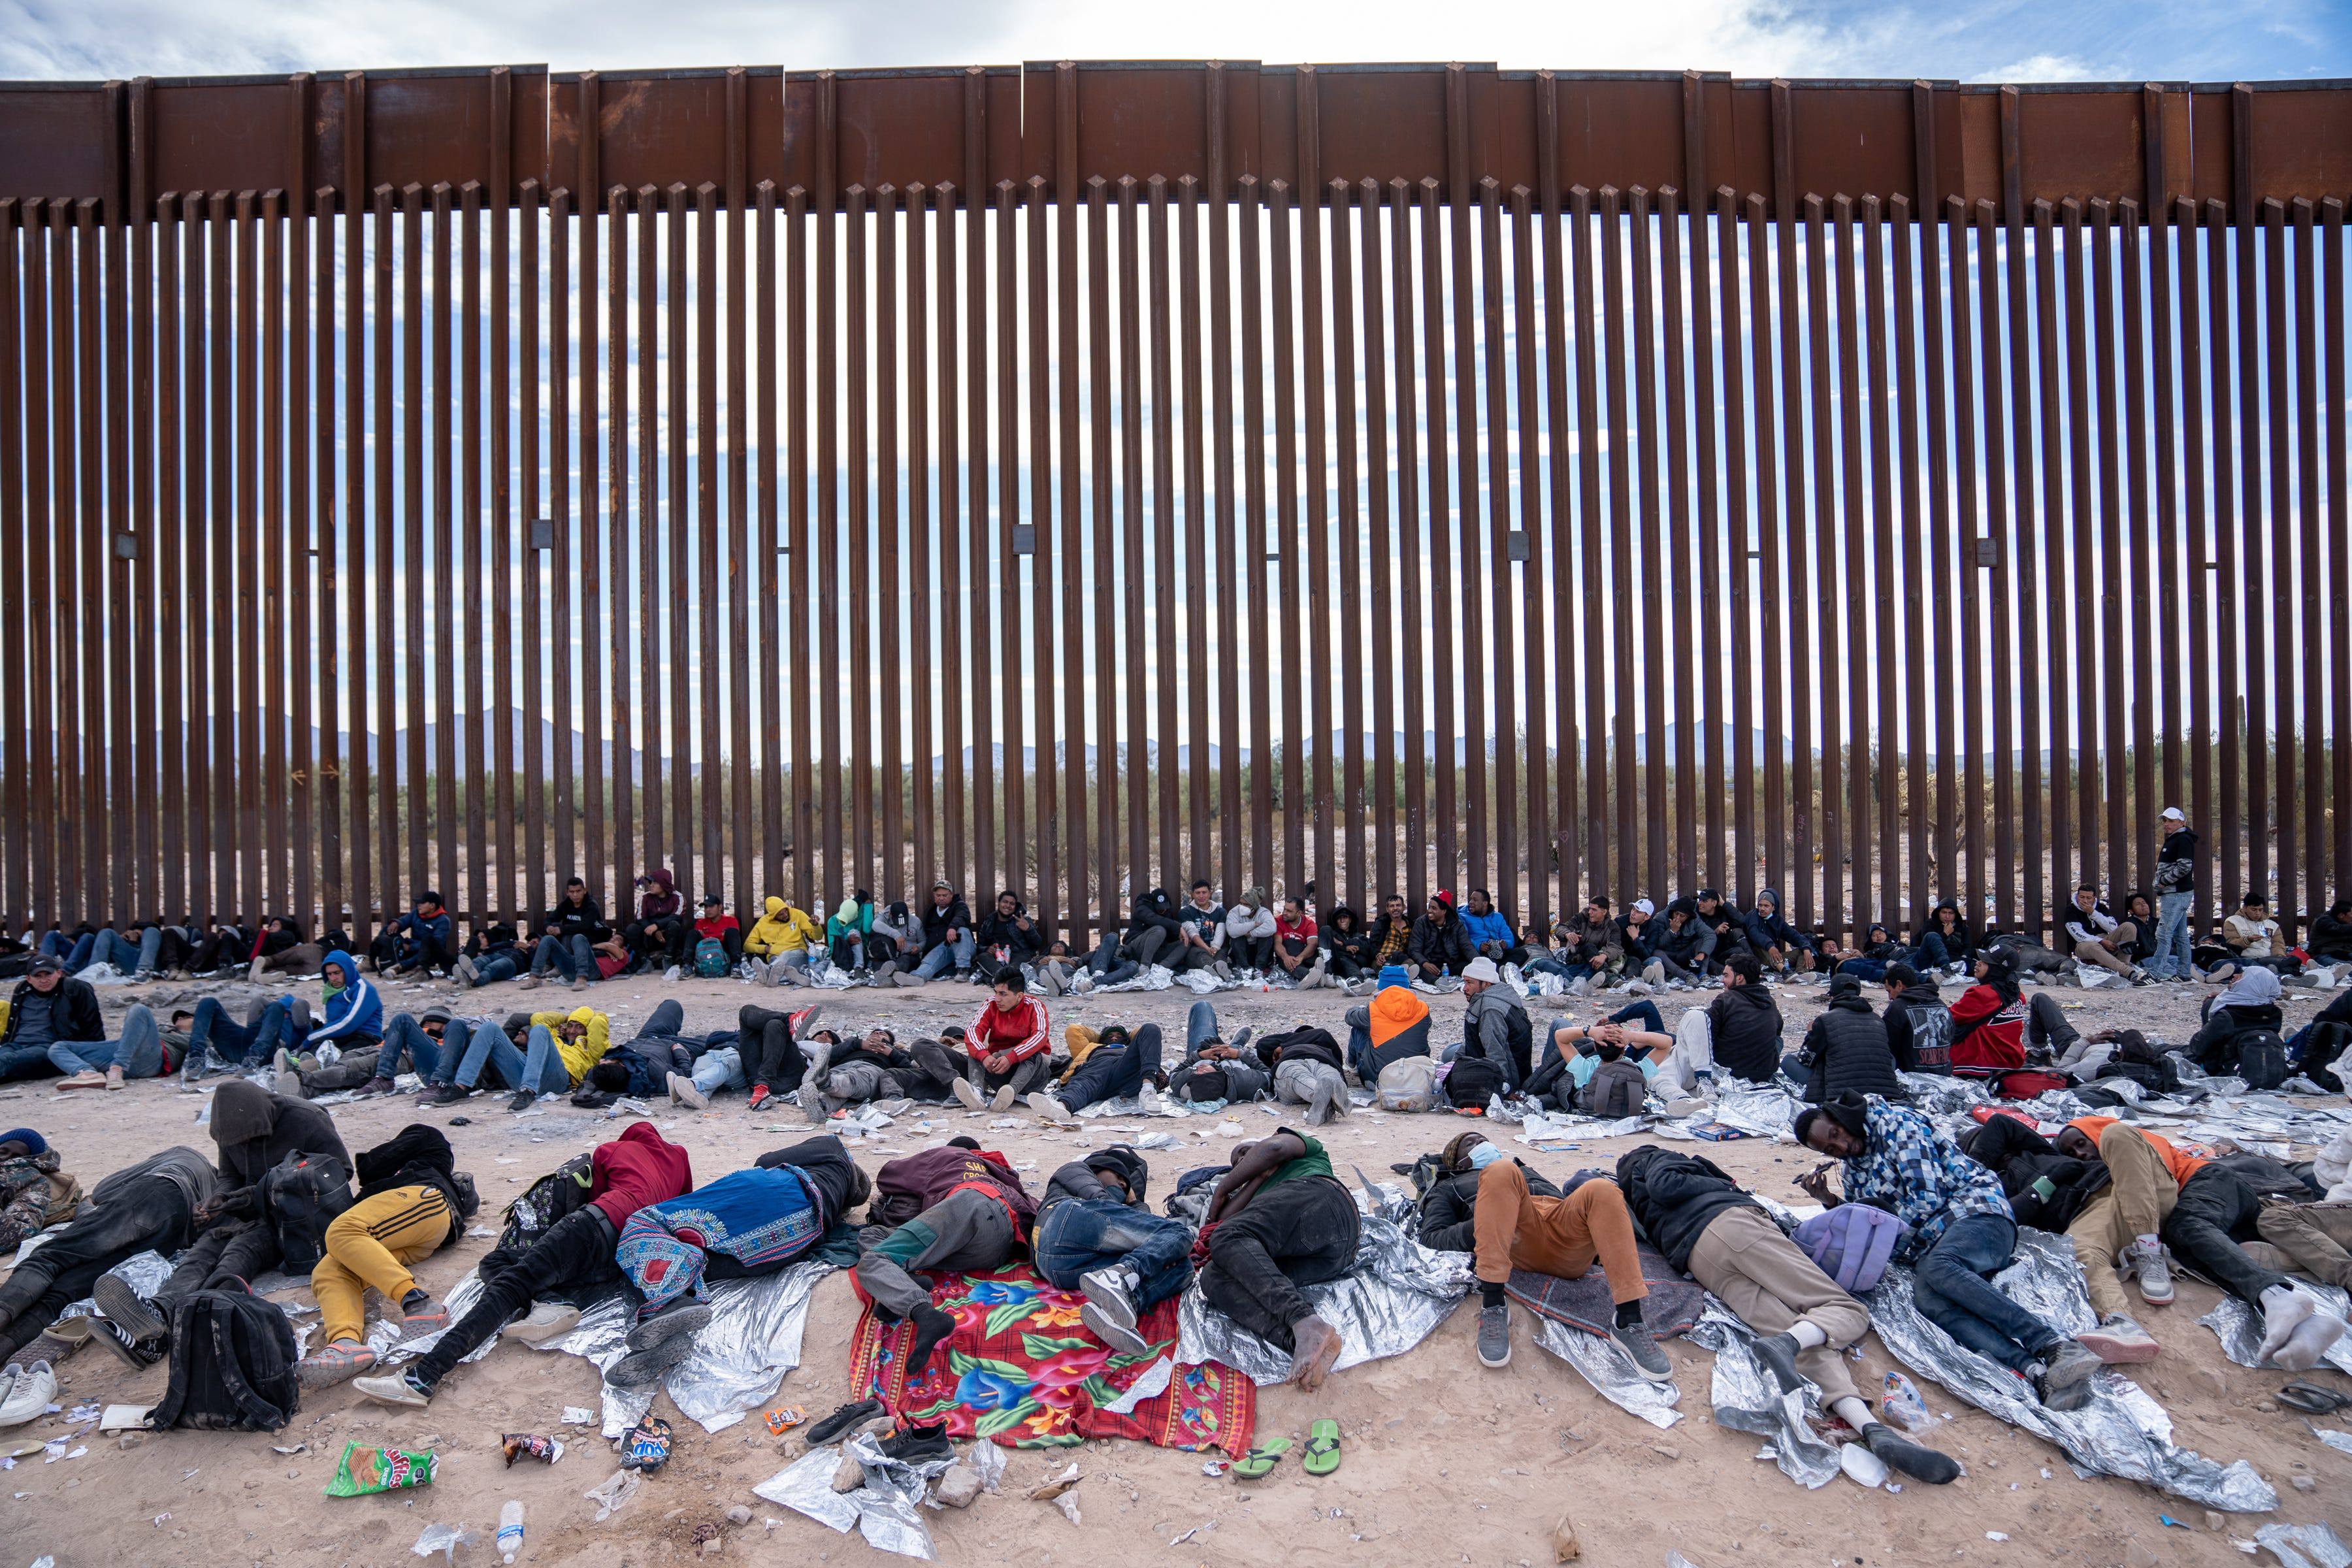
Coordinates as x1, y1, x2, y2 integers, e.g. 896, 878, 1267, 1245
1078, 1266, 1146, 1356
1477, 1303, 1512, 1368
2035, 1339, 2103, 1411
1611, 1318, 1674, 1384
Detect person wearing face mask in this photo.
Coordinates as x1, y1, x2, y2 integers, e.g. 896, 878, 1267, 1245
1616, 1143, 1959, 1484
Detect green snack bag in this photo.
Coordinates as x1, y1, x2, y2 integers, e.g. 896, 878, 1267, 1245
323, 1440, 438, 1497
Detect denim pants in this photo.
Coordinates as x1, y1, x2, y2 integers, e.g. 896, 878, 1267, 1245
2151, 891, 2195, 979
189, 995, 293, 1067
44, 1004, 163, 1077
453, 1020, 572, 1094
380, 1013, 451, 1082
531, 933, 593, 980
691, 1044, 747, 1096
914, 932, 975, 978
1034, 1197, 1194, 1309
472, 949, 522, 985
1186, 999, 1222, 1058
1911, 1213, 2061, 1374
1058, 1024, 1164, 1111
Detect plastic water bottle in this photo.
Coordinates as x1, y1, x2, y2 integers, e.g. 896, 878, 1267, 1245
1880, 1371, 1935, 1433
497, 1499, 525, 1563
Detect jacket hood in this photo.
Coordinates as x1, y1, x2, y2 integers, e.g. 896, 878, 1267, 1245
322, 948, 361, 986
1756, 888, 1782, 913
642, 868, 676, 890
764, 896, 785, 917
565, 1005, 600, 1030
357, 1123, 455, 1186
210, 1079, 282, 1146
1144, 888, 1175, 915
2217, 968, 2283, 1010
1371, 985, 1430, 1028
1723, 980, 1779, 1013
615, 1120, 671, 1150
1084, 1145, 1151, 1202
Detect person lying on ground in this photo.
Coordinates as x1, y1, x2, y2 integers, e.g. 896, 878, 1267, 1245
1198, 1129, 1355, 1390
293, 1124, 474, 1390
607, 1134, 868, 1389
2053, 1117, 2347, 1372
1795, 1093, 2102, 1410
1963, 1114, 2158, 1366
1829, 923, 1909, 984
1251, 1021, 1352, 1125
1032, 1146, 1192, 1356
0, 1129, 78, 1259
1031, 1021, 1169, 1122
1615, 1142, 1959, 1483
855, 1139, 1037, 1381
795, 1025, 958, 1118
0, 1145, 216, 1367
1794, 973, 1907, 1105
1416, 1130, 1560, 1251
1448, 1131, 1676, 1384
354, 1121, 693, 1409
1168, 1000, 1271, 1105
737, 1002, 821, 1112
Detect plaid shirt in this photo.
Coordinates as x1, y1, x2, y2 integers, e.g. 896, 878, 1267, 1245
1838, 1096, 2012, 1260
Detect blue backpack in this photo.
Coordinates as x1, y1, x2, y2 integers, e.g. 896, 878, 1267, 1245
693, 938, 729, 979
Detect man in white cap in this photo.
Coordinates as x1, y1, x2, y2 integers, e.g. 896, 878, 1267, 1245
2151, 807, 2197, 981
1456, 956, 1533, 1094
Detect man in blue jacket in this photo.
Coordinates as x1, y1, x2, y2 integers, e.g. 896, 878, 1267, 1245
1742, 889, 1821, 981
1460, 890, 1530, 968
184, 949, 381, 1082
372, 893, 456, 977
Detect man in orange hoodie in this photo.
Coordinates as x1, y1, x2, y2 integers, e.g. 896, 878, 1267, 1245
1345, 983, 1431, 1084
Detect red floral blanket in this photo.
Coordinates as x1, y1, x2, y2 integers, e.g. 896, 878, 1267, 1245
847, 1264, 1254, 1454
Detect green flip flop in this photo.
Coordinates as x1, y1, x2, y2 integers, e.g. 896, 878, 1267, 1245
1230, 1436, 1292, 1479
1302, 1418, 1342, 1476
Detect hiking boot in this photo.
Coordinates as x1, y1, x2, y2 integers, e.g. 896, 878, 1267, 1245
2034, 1339, 2102, 1410
1751, 1330, 1806, 1394
2080, 1314, 2160, 1364
1610, 1318, 1674, 1384
2123, 1237, 2175, 1306
1477, 1303, 1512, 1369
298, 1339, 380, 1390
506, 1088, 540, 1113
950, 1078, 985, 1112
802, 1398, 887, 1446
1079, 1266, 1146, 1356
91, 1315, 161, 1370
879, 1423, 954, 1465
1861, 1420, 1962, 1484
988, 1085, 1017, 1113
353, 1368, 433, 1409
627, 1298, 713, 1354
93, 1275, 169, 1345
1029, 1092, 1071, 1123
511, 1301, 583, 1344
666, 1072, 710, 1109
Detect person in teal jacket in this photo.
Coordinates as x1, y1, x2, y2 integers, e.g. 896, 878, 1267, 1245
827, 892, 877, 977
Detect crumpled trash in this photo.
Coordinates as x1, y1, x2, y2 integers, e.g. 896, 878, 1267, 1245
2255, 1522, 2352, 1568
754, 1431, 958, 1560
1094, 963, 1175, 992
967, 1440, 1005, 1494
583, 1467, 642, 1522
1026, 1462, 1081, 1501
410, 1524, 477, 1562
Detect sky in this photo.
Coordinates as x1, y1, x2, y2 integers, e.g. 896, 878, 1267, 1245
2, 0, 2347, 85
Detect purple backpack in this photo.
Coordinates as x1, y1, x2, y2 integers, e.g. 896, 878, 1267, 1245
1795, 1205, 1907, 1294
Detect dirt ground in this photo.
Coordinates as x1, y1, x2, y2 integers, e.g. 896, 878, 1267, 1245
3, 966, 2349, 1568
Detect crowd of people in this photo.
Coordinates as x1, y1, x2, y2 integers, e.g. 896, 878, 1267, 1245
1, 800, 2349, 1517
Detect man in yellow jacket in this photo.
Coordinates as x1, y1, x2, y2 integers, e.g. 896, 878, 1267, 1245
439, 1003, 612, 1113
745, 896, 826, 986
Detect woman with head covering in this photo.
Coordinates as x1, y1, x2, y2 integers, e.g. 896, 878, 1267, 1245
2185, 966, 2284, 1075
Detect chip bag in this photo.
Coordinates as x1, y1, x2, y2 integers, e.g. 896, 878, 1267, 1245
323, 1440, 438, 1496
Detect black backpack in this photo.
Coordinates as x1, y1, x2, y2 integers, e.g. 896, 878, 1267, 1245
148, 1287, 301, 1432
259, 1152, 354, 1274
1444, 1054, 1504, 1109
2235, 1030, 2291, 1091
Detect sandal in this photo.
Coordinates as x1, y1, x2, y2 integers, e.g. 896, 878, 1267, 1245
2277, 1380, 2352, 1416
1230, 1436, 1292, 1480
1302, 1418, 1342, 1476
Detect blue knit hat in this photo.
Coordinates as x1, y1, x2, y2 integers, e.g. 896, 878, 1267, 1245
0, 1128, 45, 1156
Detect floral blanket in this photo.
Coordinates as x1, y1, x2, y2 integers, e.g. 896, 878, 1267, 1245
847, 1264, 1254, 1454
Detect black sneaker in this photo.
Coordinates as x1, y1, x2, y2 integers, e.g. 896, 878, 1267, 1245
506, 1088, 539, 1113
1861, 1420, 1963, 1484
91, 1315, 162, 1369
1751, 1330, 1806, 1394
93, 1275, 169, 1346
802, 1398, 887, 1446
416, 1082, 470, 1107
878, 1423, 954, 1465
606, 1333, 695, 1391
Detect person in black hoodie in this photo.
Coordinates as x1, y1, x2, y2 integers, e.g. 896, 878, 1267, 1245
1643, 898, 1716, 986
1614, 1144, 1959, 1484
1684, 954, 1786, 1086
1322, 906, 1377, 982
1406, 892, 1475, 981
2310, 898, 2352, 966
1915, 901, 1974, 973
294, 1125, 474, 1390
1880, 964, 1954, 1075
1119, 888, 1186, 972
912, 882, 977, 979
977, 891, 1043, 972
1794, 974, 1906, 1104
1031, 1147, 1192, 1355
529, 877, 608, 987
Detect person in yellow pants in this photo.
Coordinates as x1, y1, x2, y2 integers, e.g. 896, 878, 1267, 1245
297, 1126, 470, 1390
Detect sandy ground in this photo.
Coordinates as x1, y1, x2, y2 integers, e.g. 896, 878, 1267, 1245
3, 966, 2350, 1568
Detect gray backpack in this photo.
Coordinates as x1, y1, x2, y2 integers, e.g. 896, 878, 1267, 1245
1579, 1058, 1650, 1119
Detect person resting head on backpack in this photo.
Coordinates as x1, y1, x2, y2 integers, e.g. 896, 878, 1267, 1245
1415, 1130, 1561, 1253
293, 1124, 476, 1392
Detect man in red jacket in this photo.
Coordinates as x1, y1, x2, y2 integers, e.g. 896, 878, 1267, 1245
354, 1122, 694, 1408
855, 1138, 1037, 1378
950, 967, 1052, 1112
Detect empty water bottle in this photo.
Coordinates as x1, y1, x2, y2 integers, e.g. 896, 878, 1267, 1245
497, 1499, 525, 1563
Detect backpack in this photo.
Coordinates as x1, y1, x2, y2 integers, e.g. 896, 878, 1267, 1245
1580, 1058, 1650, 1119
693, 938, 729, 978
258, 1153, 354, 1274
1375, 1055, 1441, 1113
148, 1287, 301, 1432
1794, 1205, 1907, 1294
1443, 1053, 1504, 1109
2234, 1029, 2290, 1091
1987, 1068, 2072, 1101
500, 1151, 595, 1252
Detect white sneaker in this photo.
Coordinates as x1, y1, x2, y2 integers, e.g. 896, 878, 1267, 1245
663, 964, 682, 982
1029, 1092, 1071, 1122
989, 1084, 1017, 1112
0, 1360, 54, 1428
950, 1079, 985, 1111
666, 1072, 709, 1110
1138, 1081, 1168, 1115
512, 1301, 583, 1344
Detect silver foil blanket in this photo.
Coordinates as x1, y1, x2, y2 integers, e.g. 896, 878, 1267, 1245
2198, 1281, 2352, 1377
753, 1429, 957, 1560
1527, 1313, 1686, 1430
1686, 1304, 1843, 1486
1866, 1228, 2277, 1512
1173, 1180, 1472, 1385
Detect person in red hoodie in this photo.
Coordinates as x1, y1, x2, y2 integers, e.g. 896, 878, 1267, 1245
670, 892, 743, 973
353, 1121, 693, 1408
1948, 951, 2080, 1074
949, 966, 1052, 1112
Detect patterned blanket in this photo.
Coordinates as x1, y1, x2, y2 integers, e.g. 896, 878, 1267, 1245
847, 1264, 1255, 1454
1504, 1241, 1705, 1338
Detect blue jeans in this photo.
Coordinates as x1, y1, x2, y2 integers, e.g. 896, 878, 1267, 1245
1033, 1198, 1195, 1310
1911, 1213, 2061, 1375
1058, 1024, 1164, 1111
1610, 1000, 1666, 1034
380, 1013, 451, 1082
471, 950, 521, 985
2151, 891, 2194, 979
189, 996, 293, 1068
45, 1004, 163, 1078
1187, 1000, 1224, 1059
0, 1042, 61, 1081
531, 933, 593, 981
915, 932, 975, 979
453, 1019, 574, 1094
1836, 958, 1890, 982
691, 1045, 746, 1096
